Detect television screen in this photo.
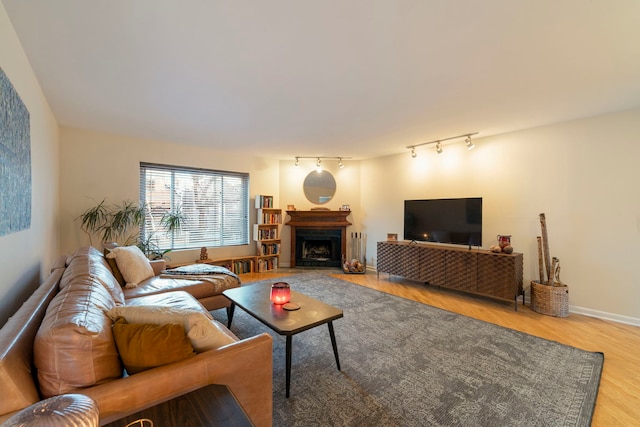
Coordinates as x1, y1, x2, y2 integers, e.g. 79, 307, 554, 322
404, 198, 482, 246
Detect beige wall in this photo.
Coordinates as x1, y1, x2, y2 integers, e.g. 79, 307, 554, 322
0, 5, 60, 325
278, 160, 362, 266
360, 108, 640, 324
59, 127, 280, 266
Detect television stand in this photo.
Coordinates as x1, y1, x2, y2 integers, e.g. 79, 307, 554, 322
376, 241, 524, 310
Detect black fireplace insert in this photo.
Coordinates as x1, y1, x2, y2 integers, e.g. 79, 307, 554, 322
295, 229, 342, 267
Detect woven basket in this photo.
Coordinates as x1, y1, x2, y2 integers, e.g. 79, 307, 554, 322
531, 281, 569, 317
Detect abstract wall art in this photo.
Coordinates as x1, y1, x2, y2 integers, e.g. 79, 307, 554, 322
0, 67, 31, 236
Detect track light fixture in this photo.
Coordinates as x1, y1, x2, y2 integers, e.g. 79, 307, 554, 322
465, 136, 475, 150
293, 156, 352, 168
407, 132, 478, 158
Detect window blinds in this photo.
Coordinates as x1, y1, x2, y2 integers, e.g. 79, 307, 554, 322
139, 162, 249, 250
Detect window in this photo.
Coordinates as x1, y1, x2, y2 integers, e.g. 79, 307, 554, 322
140, 162, 249, 251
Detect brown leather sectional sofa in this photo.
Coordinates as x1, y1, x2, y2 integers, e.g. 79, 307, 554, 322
0, 246, 272, 426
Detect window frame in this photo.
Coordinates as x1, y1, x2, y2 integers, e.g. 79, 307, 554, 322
139, 162, 250, 252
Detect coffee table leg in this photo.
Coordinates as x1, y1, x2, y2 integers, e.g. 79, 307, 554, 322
286, 335, 292, 398
226, 303, 235, 329
328, 321, 341, 371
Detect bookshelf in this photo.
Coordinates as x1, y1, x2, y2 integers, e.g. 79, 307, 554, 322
253, 195, 281, 272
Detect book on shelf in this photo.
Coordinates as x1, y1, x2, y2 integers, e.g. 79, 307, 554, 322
255, 195, 274, 209
259, 242, 280, 256
257, 257, 278, 272
254, 225, 278, 240
257, 209, 282, 224
233, 258, 254, 274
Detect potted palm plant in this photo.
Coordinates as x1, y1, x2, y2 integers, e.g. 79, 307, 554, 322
77, 199, 186, 259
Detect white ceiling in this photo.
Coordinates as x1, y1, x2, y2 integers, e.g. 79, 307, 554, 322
4, 1, 640, 159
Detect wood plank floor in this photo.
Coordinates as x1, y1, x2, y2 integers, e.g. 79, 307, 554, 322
240, 268, 640, 427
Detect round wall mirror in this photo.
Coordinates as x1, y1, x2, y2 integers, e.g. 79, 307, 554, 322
303, 171, 336, 204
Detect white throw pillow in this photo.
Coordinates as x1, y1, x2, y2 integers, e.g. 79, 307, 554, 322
185, 316, 236, 352
106, 305, 235, 352
106, 246, 154, 288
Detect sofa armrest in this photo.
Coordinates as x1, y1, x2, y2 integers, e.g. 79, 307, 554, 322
149, 259, 166, 276
79, 333, 272, 427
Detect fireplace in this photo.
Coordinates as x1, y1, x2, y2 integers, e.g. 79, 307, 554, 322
295, 229, 342, 267
285, 210, 352, 268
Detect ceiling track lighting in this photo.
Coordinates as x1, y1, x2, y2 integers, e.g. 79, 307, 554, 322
465, 136, 475, 150
293, 156, 352, 168
407, 132, 478, 158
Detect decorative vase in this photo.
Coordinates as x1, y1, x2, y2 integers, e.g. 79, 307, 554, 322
497, 234, 511, 249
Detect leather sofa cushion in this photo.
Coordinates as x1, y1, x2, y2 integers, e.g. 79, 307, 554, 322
123, 274, 240, 301
125, 290, 214, 317
62, 246, 125, 305
34, 279, 122, 398
0, 261, 65, 417
125, 291, 239, 347
123, 291, 238, 351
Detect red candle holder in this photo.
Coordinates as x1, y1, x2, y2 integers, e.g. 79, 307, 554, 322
270, 282, 291, 305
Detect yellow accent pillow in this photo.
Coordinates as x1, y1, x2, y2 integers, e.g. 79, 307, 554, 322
111, 317, 196, 374
106, 306, 236, 352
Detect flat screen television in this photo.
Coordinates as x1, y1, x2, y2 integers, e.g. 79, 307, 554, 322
404, 198, 482, 246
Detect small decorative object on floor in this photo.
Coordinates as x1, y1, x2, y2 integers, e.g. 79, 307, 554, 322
270, 282, 291, 304
532, 213, 569, 317
343, 232, 366, 273
531, 280, 569, 317
343, 258, 365, 273
3, 394, 99, 426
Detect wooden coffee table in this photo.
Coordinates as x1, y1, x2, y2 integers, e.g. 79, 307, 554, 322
223, 283, 343, 398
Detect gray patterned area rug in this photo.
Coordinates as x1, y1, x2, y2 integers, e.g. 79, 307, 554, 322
212, 273, 603, 427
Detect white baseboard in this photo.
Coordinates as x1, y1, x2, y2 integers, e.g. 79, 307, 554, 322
522, 294, 640, 326
568, 305, 640, 327
370, 267, 640, 327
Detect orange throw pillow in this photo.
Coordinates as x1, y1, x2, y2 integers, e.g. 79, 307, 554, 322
112, 317, 196, 374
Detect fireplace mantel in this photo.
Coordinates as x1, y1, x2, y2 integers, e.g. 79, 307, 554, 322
285, 210, 352, 227
285, 210, 352, 267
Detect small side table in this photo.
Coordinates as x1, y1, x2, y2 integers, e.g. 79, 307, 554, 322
103, 384, 253, 427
